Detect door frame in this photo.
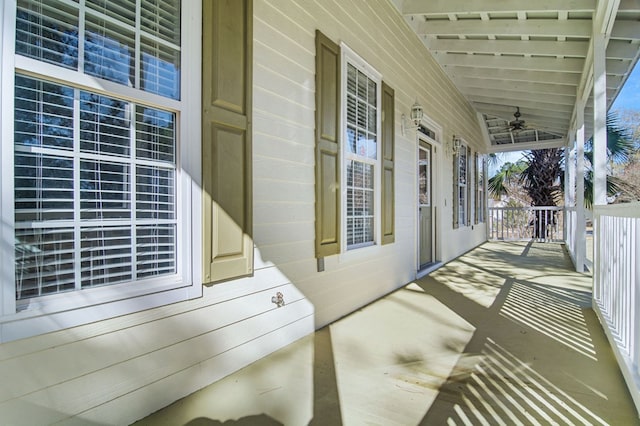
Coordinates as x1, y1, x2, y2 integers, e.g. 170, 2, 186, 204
415, 117, 443, 275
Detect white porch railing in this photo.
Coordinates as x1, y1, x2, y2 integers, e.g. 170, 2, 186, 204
565, 207, 577, 255
593, 203, 640, 411
489, 206, 565, 242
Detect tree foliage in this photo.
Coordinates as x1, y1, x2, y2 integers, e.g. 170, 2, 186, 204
488, 112, 638, 208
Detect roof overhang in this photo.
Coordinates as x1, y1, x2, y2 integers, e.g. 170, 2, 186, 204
392, 0, 640, 153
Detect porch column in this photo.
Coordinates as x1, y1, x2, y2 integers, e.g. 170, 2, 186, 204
592, 29, 608, 206
564, 142, 576, 242
575, 100, 586, 273
567, 147, 576, 207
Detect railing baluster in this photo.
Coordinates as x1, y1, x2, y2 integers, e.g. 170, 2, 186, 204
488, 206, 566, 243
592, 204, 640, 409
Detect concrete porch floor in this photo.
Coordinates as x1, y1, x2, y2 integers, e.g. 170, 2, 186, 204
135, 241, 639, 425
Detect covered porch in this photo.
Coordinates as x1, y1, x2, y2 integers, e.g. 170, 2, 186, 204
136, 241, 637, 425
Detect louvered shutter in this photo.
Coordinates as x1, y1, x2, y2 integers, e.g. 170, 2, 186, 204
202, 0, 253, 283
381, 82, 395, 245
314, 30, 341, 258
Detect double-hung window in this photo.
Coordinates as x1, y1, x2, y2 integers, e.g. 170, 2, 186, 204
476, 153, 486, 223
457, 143, 468, 226
1, 0, 201, 341
342, 46, 381, 250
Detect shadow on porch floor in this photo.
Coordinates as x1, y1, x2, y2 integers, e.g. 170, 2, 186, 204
134, 241, 638, 425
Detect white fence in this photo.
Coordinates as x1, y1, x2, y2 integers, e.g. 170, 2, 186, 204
593, 203, 640, 411
489, 206, 565, 242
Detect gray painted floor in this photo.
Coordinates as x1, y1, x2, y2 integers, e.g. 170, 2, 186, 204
135, 241, 638, 425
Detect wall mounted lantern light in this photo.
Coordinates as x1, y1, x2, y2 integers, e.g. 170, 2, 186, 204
401, 99, 424, 135
448, 134, 462, 157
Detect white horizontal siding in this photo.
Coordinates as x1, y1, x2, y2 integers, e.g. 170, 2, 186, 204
252, 0, 484, 330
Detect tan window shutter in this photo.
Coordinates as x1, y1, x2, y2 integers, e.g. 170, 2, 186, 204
381, 81, 395, 245
202, 0, 253, 283
314, 30, 341, 258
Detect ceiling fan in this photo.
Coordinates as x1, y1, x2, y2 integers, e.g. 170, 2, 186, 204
508, 107, 526, 132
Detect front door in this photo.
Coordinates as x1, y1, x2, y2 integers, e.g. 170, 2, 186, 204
419, 142, 433, 268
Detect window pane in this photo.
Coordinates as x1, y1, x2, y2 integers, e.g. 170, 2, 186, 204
86, 0, 136, 28
357, 70, 367, 100
80, 160, 131, 220
80, 92, 130, 157
136, 224, 176, 278
15, 76, 74, 151
16, 0, 79, 69
346, 160, 374, 248
84, 14, 135, 86
459, 148, 467, 184
15, 152, 74, 222
346, 126, 356, 154
357, 99, 367, 128
81, 226, 133, 287
347, 64, 357, 96
136, 166, 175, 220
15, 227, 76, 300
345, 62, 377, 161
140, 39, 181, 100
140, 0, 181, 45
136, 107, 175, 163
346, 96, 357, 129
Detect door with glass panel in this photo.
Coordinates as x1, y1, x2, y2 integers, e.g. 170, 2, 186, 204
418, 141, 433, 268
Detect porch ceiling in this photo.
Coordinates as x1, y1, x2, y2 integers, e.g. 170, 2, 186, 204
394, 0, 640, 153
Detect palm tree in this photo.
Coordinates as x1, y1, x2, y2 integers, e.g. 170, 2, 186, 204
489, 112, 636, 208
488, 113, 635, 238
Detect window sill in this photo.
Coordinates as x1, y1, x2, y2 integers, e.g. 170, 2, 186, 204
339, 242, 381, 264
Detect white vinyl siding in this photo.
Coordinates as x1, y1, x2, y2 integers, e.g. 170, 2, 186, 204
342, 48, 381, 250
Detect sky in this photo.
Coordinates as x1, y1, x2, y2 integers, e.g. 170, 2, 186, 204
489, 60, 640, 176
612, 60, 640, 113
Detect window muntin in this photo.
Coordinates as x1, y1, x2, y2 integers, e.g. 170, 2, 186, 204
344, 58, 380, 250
11, 0, 180, 306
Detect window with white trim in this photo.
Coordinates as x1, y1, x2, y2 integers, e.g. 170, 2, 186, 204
342, 47, 380, 250
1, 0, 200, 340
476, 153, 486, 223
457, 143, 468, 226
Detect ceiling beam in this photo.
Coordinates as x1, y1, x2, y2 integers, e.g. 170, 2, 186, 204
606, 39, 640, 60
604, 58, 634, 75
446, 66, 581, 85
402, 0, 595, 15
453, 77, 578, 96
618, 0, 640, 11
611, 22, 640, 40
461, 87, 576, 106
488, 138, 567, 153
468, 95, 574, 114
425, 38, 590, 57
436, 53, 585, 73
477, 104, 571, 123
484, 120, 568, 136
414, 19, 592, 38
